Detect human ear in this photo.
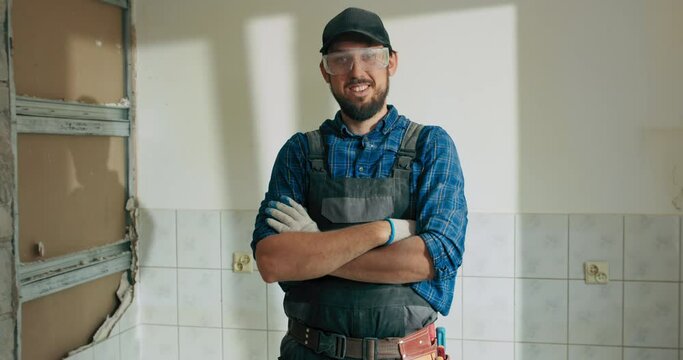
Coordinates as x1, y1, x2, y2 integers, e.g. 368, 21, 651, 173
388, 51, 398, 76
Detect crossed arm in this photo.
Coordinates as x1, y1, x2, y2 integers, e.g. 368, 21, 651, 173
330, 235, 434, 284
254, 127, 463, 286
254, 201, 434, 284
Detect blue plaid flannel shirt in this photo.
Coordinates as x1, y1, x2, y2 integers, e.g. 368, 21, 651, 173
251, 105, 467, 315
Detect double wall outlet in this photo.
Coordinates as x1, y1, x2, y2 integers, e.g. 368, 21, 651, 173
233, 252, 253, 273
584, 261, 609, 284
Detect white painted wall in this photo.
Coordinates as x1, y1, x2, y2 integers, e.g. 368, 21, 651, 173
135, 0, 683, 214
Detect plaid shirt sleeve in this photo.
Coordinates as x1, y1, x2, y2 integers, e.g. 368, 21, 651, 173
411, 125, 468, 316
251, 133, 309, 256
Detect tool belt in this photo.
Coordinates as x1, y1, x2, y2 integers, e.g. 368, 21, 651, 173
288, 319, 437, 360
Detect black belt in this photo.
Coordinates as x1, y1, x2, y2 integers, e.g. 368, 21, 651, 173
287, 319, 436, 360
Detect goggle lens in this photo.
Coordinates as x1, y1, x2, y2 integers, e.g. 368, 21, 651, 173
322, 47, 390, 75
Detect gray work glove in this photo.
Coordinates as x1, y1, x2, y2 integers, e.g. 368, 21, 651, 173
266, 196, 320, 233
384, 218, 417, 245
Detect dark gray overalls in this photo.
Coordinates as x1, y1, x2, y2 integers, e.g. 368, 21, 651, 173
279, 121, 438, 360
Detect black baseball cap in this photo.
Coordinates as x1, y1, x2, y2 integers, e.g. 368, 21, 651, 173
320, 7, 392, 54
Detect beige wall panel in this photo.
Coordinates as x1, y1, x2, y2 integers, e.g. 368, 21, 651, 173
21, 272, 123, 360
12, 0, 124, 104
18, 134, 126, 263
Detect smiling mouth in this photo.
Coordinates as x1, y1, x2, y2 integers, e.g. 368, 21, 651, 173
350, 83, 368, 92
347, 82, 372, 96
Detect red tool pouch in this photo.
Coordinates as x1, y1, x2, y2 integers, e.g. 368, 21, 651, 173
398, 323, 438, 360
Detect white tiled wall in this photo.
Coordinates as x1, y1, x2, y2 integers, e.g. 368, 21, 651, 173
75, 211, 682, 359
462, 214, 515, 277
568, 345, 622, 360
445, 213, 680, 360
64, 305, 140, 360
179, 327, 222, 360
515, 279, 568, 343
134, 209, 276, 360
623, 282, 678, 348
516, 214, 568, 279
568, 280, 622, 346
463, 277, 515, 342
569, 215, 624, 280
624, 215, 680, 282
515, 343, 566, 360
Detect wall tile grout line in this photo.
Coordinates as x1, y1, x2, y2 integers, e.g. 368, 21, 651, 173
458, 338, 682, 351
220, 211, 225, 360
512, 214, 517, 359
460, 277, 465, 356
566, 215, 570, 360
462, 254, 467, 356
444, 338, 682, 349
461, 271, 465, 357
266, 284, 271, 359
138, 322, 270, 331
176, 209, 180, 359
460, 216, 469, 360
145, 323, 220, 329
622, 215, 626, 360
141, 265, 224, 270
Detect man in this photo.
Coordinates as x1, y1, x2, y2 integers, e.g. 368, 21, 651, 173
252, 7, 467, 360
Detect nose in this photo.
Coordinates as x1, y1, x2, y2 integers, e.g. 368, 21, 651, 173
348, 57, 365, 78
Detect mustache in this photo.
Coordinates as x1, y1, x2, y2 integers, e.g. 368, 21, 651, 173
345, 78, 373, 87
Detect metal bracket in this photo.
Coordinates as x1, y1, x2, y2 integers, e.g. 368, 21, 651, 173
16, 96, 130, 136
18, 240, 132, 302
16, 96, 129, 122
16, 115, 129, 136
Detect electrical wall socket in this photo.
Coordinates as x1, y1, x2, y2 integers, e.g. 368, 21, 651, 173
233, 252, 253, 273
584, 261, 609, 284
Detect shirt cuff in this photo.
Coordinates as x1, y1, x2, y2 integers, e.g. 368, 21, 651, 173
420, 231, 457, 281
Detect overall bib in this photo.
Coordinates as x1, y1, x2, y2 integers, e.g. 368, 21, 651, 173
280, 121, 438, 360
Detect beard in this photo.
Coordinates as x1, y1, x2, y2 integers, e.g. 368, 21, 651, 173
331, 77, 390, 122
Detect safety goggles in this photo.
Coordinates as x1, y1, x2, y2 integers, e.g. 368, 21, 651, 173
322, 47, 390, 75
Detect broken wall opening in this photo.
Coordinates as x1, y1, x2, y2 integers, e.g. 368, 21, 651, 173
18, 134, 126, 262
12, 0, 124, 103
21, 272, 124, 360
11, 0, 133, 358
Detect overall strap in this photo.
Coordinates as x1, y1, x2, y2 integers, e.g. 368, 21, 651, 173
393, 121, 424, 175
305, 130, 327, 174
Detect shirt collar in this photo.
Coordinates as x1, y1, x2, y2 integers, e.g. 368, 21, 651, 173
332, 105, 400, 137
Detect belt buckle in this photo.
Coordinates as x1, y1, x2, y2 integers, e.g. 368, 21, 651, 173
318, 332, 346, 359
330, 333, 346, 359
362, 337, 379, 360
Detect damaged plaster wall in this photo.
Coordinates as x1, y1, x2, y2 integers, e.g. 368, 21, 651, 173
17, 135, 127, 263
21, 273, 123, 360
12, 0, 124, 104
62, 199, 140, 360
8, 0, 137, 358
0, 0, 16, 357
